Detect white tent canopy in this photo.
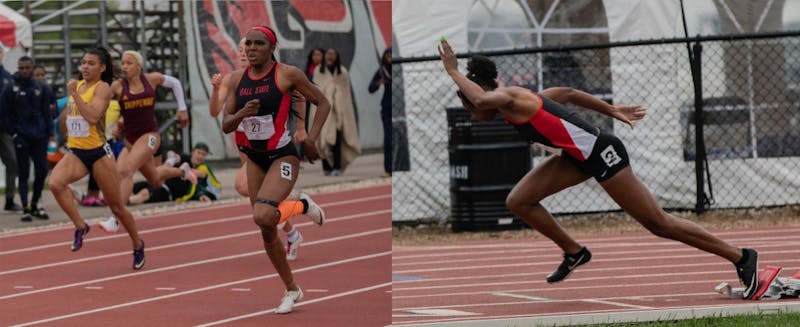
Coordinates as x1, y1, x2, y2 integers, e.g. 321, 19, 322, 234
0, 3, 32, 69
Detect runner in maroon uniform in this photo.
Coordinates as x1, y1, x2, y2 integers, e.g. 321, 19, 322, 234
222, 25, 330, 314
438, 39, 759, 299
110, 50, 191, 211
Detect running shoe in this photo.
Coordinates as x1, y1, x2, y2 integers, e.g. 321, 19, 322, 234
275, 287, 303, 314
80, 195, 100, 207
180, 162, 198, 184
99, 216, 120, 233
546, 246, 592, 283
4, 201, 22, 211
286, 232, 304, 261
32, 204, 49, 220
20, 207, 32, 222
71, 224, 90, 252
299, 192, 325, 226
133, 240, 145, 270
736, 248, 759, 299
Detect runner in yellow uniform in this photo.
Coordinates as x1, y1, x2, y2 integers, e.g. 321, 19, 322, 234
48, 47, 146, 270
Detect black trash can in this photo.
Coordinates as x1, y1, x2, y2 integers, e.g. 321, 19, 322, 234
447, 107, 531, 232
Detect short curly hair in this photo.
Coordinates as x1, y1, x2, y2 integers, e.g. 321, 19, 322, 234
466, 55, 498, 89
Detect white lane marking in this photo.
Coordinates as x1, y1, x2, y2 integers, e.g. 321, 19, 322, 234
0, 227, 390, 300
491, 291, 552, 302
155, 287, 176, 291
0, 194, 390, 255
0, 210, 389, 276
392, 229, 800, 253
390, 302, 800, 326
392, 278, 748, 302
196, 282, 392, 327
12, 252, 390, 327
392, 253, 800, 275
395, 309, 480, 318
582, 298, 654, 310
0, 215, 248, 256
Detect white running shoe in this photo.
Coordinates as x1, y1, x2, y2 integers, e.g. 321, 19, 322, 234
179, 162, 198, 184
165, 150, 181, 167
299, 192, 325, 226
275, 287, 303, 314
286, 232, 303, 261
98, 216, 120, 233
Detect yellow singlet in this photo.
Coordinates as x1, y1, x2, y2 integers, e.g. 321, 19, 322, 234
66, 80, 106, 149
105, 99, 121, 139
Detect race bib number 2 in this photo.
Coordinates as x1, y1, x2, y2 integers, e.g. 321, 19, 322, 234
242, 116, 275, 140
66, 116, 90, 137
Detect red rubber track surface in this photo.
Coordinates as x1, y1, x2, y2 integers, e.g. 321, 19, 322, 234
0, 185, 391, 326
392, 225, 800, 326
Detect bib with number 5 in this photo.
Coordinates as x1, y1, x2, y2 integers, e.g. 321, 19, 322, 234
242, 116, 275, 140
66, 116, 91, 137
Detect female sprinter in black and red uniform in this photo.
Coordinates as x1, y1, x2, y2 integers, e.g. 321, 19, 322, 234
438, 39, 760, 299
222, 25, 330, 314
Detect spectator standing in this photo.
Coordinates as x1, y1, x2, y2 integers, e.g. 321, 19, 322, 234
32, 64, 57, 119
368, 47, 392, 176
0, 42, 21, 211
304, 48, 324, 81
0, 56, 54, 221
311, 48, 361, 176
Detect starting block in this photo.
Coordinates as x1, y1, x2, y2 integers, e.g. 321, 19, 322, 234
715, 265, 800, 301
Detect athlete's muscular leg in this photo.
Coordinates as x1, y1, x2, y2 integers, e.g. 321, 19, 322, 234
247, 156, 301, 291
235, 152, 249, 196
94, 155, 142, 249
506, 155, 591, 254
600, 167, 742, 263
117, 133, 160, 202
48, 154, 91, 228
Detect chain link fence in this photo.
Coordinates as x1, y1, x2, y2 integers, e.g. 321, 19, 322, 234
392, 32, 800, 226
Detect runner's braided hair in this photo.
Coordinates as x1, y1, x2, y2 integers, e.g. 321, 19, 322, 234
466, 55, 498, 89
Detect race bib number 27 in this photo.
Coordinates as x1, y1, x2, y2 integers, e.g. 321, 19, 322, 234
242, 116, 275, 140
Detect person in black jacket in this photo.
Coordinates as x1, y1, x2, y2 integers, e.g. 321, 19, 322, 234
368, 47, 392, 176
0, 43, 21, 211
0, 56, 54, 221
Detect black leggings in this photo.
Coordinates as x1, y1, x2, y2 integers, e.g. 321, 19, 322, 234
15, 137, 49, 206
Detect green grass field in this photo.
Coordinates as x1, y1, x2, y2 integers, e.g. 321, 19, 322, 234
596, 312, 800, 326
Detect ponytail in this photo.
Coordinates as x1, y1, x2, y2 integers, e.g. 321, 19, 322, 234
86, 47, 115, 84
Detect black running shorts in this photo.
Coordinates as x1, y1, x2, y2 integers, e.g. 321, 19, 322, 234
70, 143, 113, 172
241, 142, 299, 173
565, 132, 630, 182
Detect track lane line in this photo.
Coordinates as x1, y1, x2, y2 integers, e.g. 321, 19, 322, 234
196, 282, 392, 326
0, 193, 389, 239
0, 227, 390, 300
0, 209, 389, 276
10, 251, 391, 327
